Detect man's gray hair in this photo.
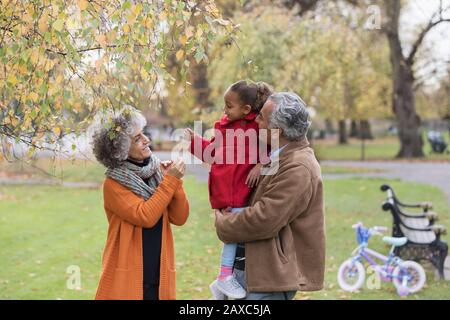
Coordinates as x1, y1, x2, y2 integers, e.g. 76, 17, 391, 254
91, 106, 147, 168
268, 92, 311, 141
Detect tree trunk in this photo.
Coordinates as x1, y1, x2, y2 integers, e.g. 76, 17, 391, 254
325, 118, 334, 134
391, 65, 424, 157
189, 61, 212, 110
338, 119, 348, 144
350, 120, 359, 138
359, 120, 374, 140
384, 0, 424, 158
447, 117, 450, 138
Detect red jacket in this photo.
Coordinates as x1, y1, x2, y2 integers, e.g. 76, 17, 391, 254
190, 112, 268, 209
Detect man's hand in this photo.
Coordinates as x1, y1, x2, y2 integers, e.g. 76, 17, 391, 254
245, 163, 263, 188
215, 208, 232, 218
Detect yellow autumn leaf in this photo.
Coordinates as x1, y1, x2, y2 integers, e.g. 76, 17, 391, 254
133, 3, 143, 16
23, 117, 32, 129
107, 29, 117, 42
95, 58, 103, 70
38, 13, 49, 33
48, 84, 57, 96
176, 49, 184, 61
27, 92, 39, 102
131, 62, 139, 71
7, 74, 18, 86
53, 127, 61, 136
55, 74, 64, 84
185, 27, 194, 39
53, 19, 64, 32
93, 73, 106, 83
29, 49, 39, 65
66, 16, 78, 30
205, 4, 219, 16
77, 0, 88, 10
123, 24, 130, 34
159, 12, 167, 20
17, 64, 28, 74
96, 34, 107, 48
140, 69, 148, 79
127, 10, 137, 25
54, 100, 62, 110
179, 35, 187, 45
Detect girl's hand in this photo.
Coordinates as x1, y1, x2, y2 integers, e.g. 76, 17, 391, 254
166, 158, 186, 179
184, 128, 195, 141
245, 164, 263, 188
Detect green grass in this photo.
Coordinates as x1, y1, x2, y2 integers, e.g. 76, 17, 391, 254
321, 166, 385, 174
314, 133, 450, 161
0, 158, 105, 183
1, 174, 449, 300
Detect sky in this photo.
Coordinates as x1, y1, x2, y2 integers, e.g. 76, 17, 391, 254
401, 0, 450, 87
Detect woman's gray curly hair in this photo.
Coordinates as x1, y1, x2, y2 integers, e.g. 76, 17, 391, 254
268, 92, 311, 141
91, 106, 147, 168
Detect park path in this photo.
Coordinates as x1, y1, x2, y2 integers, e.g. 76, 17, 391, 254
322, 160, 450, 206
1, 151, 449, 206
154, 152, 450, 206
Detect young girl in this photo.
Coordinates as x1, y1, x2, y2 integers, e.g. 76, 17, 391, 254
185, 80, 273, 299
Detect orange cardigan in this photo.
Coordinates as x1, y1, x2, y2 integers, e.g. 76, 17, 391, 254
95, 175, 189, 300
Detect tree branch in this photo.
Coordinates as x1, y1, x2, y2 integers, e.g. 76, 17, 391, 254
406, 6, 450, 66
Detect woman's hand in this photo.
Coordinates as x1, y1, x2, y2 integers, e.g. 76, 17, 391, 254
245, 163, 263, 188
160, 160, 173, 175
166, 158, 186, 179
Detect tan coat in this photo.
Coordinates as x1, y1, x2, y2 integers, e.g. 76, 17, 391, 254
215, 138, 326, 292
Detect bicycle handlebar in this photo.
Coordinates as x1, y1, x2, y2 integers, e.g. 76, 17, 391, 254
351, 222, 388, 235
373, 226, 388, 233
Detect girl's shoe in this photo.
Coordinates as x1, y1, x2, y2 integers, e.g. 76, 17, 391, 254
209, 280, 227, 300
215, 275, 247, 299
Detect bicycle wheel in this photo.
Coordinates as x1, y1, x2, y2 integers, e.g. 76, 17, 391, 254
337, 259, 365, 292
392, 260, 426, 293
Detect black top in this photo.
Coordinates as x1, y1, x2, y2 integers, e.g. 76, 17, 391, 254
234, 243, 246, 270
126, 157, 163, 285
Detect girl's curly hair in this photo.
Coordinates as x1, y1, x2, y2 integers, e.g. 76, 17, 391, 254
228, 80, 274, 113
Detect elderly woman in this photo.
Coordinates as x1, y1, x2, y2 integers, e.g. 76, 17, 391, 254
92, 107, 189, 300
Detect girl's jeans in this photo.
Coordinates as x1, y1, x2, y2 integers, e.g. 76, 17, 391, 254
220, 207, 246, 267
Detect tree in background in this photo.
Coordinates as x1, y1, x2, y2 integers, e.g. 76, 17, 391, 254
0, 0, 232, 160
416, 67, 450, 135
162, 0, 241, 127
207, 5, 391, 143
382, 0, 450, 157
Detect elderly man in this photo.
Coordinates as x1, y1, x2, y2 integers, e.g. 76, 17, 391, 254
215, 92, 326, 300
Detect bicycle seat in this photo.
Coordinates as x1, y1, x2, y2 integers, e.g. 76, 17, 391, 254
382, 236, 407, 247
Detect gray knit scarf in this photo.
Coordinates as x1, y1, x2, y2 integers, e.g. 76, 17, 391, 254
105, 153, 163, 200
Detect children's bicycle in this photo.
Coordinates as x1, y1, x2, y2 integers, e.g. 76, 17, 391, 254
337, 222, 426, 296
